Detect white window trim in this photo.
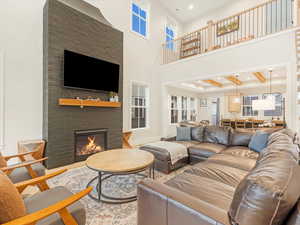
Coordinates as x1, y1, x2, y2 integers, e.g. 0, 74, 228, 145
242, 95, 259, 117
0, 52, 4, 151
129, 81, 150, 131
130, 0, 150, 39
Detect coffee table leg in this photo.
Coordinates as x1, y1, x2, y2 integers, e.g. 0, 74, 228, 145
98, 171, 102, 202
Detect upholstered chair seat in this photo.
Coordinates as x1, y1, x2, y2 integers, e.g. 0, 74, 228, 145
8, 162, 45, 183
24, 186, 86, 225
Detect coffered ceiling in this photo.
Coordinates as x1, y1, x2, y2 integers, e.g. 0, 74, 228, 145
158, 0, 238, 23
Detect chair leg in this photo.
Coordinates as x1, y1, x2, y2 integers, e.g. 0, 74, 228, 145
25, 165, 50, 191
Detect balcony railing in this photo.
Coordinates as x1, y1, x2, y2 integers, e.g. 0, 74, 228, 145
163, 0, 294, 64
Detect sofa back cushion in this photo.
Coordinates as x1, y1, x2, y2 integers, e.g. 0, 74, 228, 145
191, 127, 205, 142
203, 126, 232, 146
230, 130, 253, 147
286, 200, 300, 225
229, 134, 300, 225
0, 171, 26, 223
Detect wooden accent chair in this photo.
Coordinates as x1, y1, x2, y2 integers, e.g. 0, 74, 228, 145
0, 150, 48, 191
0, 169, 92, 225
235, 120, 246, 128
18, 139, 46, 160
221, 119, 231, 127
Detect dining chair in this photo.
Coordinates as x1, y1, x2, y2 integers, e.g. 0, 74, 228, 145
235, 120, 246, 128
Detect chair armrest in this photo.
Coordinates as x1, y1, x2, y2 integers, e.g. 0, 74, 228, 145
2, 187, 92, 225
3, 151, 40, 160
14, 169, 67, 192
138, 179, 230, 225
1, 158, 48, 173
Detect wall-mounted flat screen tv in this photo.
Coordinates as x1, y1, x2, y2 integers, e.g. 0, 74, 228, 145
64, 50, 120, 92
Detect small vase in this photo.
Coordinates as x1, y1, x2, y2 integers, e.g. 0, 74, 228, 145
114, 96, 119, 102
109, 97, 114, 102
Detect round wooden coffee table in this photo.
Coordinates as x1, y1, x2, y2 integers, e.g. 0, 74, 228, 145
86, 149, 155, 204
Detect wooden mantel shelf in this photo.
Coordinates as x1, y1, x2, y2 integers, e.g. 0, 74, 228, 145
58, 98, 121, 108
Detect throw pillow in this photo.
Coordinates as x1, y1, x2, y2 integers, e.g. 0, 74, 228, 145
176, 127, 191, 141
191, 126, 205, 142
0, 171, 26, 223
0, 152, 7, 168
248, 132, 269, 153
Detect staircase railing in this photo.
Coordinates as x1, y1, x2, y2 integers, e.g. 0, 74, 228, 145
163, 0, 295, 64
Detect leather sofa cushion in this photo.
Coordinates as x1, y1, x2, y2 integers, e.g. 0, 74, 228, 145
25, 186, 86, 225
229, 145, 300, 225
165, 172, 235, 211
207, 153, 257, 171
286, 201, 300, 225
188, 143, 227, 158
203, 126, 232, 146
185, 161, 247, 187
0, 171, 26, 223
191, 126, 205, 142
230, 131, 253, 147
222, 146, 259, 160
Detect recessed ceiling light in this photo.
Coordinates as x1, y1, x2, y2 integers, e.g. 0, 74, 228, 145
188, 4, 194, 10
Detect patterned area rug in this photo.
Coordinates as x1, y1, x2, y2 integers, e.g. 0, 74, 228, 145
48, 166, 189, 225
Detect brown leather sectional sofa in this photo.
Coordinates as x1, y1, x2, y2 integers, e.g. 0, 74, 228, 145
137, 126, 300, 225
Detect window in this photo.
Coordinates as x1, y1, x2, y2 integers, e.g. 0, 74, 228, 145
190, 98, 197, 121
131, 2, 148, 37
131, 83, 149, 129
181, 97, 188, 121
170, 96, 179, 124
263, 93, 283, 117
242, 95, 259, 117
166, 26, 174, 50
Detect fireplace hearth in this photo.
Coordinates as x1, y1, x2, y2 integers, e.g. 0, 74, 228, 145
74, 129, 108, 161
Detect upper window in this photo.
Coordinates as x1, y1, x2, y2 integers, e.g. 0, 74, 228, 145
131, 3, 148, 37
166, 27, 175, 50
242, 95, 259, 117
131, 83, 149, 129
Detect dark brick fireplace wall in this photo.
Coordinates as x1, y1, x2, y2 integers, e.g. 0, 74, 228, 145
43, 0, 123, 169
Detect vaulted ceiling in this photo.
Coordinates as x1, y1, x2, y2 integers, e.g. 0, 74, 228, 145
158, 0, 238, 23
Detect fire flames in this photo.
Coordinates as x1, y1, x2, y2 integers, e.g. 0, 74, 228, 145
79, 136, 102, 155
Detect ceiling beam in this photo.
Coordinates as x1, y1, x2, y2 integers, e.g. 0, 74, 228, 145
226, 76, 243, 86
203, 79, 223, 88
253, 72, 267, 83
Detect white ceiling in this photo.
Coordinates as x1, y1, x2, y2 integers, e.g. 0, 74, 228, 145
158, 0, 237, 23
168, 67, 287, 94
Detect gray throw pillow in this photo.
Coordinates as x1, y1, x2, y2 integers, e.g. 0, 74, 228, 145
176, 127, 191, 141
191, 127, 205, 142
248, 132, 270, 153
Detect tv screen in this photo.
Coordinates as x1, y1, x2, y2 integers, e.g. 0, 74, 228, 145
64, 50, 120, 92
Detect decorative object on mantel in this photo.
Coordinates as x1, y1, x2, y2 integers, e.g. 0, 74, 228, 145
109, 92, 119, 102
58, 98, 121, 108
199, 98, 208, 107
217, 16, 239, 36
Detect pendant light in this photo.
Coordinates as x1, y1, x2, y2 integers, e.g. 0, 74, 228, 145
233, 74, 240, 103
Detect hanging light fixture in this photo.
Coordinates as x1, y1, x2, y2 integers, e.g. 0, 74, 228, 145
252, 69, 275, 110
233, 74, 240, 103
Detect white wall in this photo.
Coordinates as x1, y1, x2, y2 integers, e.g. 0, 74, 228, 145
0, 0, 183, 155
183, 0, 268, 34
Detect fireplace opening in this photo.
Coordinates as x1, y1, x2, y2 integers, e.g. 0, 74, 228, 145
74, 129, 108, 161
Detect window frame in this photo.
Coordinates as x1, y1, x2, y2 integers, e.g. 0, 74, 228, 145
130, 81, 150, 131
242, 95, 259, 117
189, 97, 197, 121
262, 93, 283, 117
170, 95, 179, 125
131, 1, 149, 39
166, 26, 175, 50
181, 96, 188, 121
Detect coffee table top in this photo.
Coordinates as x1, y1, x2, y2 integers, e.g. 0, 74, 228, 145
86, 149, 154, 173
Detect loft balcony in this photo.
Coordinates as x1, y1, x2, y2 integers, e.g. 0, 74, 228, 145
163, 0, 296, 64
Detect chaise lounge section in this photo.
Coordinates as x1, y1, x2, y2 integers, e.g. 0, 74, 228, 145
137, 128, 300, 225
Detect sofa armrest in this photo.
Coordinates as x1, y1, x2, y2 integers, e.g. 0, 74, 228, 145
138, 179, 230, 225
161, 136, 176, 142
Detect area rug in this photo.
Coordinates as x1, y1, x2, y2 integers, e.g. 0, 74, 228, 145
48, 166, 189, 225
